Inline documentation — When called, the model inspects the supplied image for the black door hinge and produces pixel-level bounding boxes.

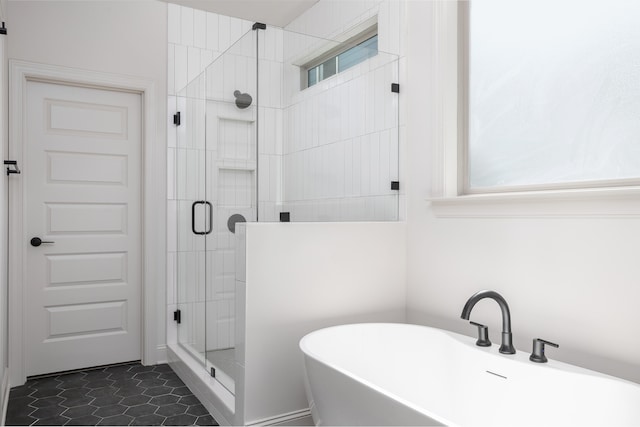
[210,367,216,378]
[391,83,400,93]
[391,181,400,190]
[4,160,20,176]
[173,309,181,324]
[173,112,181,126]
[0,23,7,35]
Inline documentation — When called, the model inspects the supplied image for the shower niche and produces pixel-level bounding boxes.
[170,21,400,403]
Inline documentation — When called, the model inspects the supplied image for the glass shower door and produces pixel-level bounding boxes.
[175,72,208,370]
[175,28,255,396]
[203,30,257,394]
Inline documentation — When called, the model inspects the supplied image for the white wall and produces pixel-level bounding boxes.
[7,0,168,360]
[236,222,406,425]
[405,1,640,384]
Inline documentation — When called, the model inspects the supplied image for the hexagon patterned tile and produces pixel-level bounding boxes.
[5,362,217,426]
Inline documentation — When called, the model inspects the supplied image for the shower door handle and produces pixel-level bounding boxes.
[191,201,213,235]
[204,201,213,235]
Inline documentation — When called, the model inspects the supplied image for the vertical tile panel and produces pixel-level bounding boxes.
[344,139,354,196]
[340,81,351,141]
[206,12,220,51]
[390,126,399,183]
[374,66,385,133]
[369,132,380,196]
[167,252,177,305]
[264,28,276,61]
[322,145,330,198]
[197,251,206,302]
[379,129,391,195]
[354,76,366,137]
[384,63,394,130]
[300,151,309,201]
[237,56,249,99]
[194,9,207,48]
[218,15,230,51]
[186,149,198,200]
[258,154,269,202]
[263,108,274,155]
[187,47,201,83]
[282,154,290,201]
[311,94,319,148]
[167,201,177,252]
[273,155,283,203]
[209,55,225,102]
[175,149,186,200]
[174,45,188,93]
[222,54,235,105]
[180,6,194,47]
[360,135,370,196]
[352,136,362,197]
[229,18,243,48]
[335,142,345,198]
[167,148,176,200]
[275,108,284,156]
[201,49,214,71]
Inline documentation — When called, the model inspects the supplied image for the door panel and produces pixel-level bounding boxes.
[24,80,142,376]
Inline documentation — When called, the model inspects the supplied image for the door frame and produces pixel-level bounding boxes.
[8,60,164,386]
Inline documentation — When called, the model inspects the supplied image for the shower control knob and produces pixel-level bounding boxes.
[30,237,55,247]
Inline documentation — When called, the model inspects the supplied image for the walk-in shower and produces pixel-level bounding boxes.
[169,15,400,421]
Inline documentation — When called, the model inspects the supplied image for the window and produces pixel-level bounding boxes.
[465,0,640,193]
[306,34,378,88]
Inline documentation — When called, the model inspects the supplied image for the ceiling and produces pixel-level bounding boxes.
[160,0,319,28]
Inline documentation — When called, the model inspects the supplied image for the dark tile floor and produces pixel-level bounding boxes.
[5,362,218,426]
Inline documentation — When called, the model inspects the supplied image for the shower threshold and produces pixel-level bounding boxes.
[167,343,234,425]
[206,348,236,382]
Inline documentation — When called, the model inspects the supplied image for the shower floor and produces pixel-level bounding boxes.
[205,349,235,383]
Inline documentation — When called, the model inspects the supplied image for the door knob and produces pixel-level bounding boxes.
[30,237,55,247]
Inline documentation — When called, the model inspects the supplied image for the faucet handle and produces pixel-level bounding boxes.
[469,321,492,347]
[529,338,559,363]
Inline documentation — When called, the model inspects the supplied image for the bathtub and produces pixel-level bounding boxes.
[299,323,640,426]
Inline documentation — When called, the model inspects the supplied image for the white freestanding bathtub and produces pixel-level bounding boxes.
[300,323,640,426]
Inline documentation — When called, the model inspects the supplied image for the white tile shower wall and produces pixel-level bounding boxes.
[167,4,253,96]
[281,0,404,221]
[167,4,253,356]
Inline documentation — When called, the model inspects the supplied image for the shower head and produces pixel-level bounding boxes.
[234,90,252,109]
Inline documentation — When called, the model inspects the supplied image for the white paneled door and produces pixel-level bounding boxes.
[24,80,142,376]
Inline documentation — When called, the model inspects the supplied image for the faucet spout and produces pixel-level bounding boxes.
[461,290,516,354]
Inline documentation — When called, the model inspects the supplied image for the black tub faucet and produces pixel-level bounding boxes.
[461,290,516,354]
